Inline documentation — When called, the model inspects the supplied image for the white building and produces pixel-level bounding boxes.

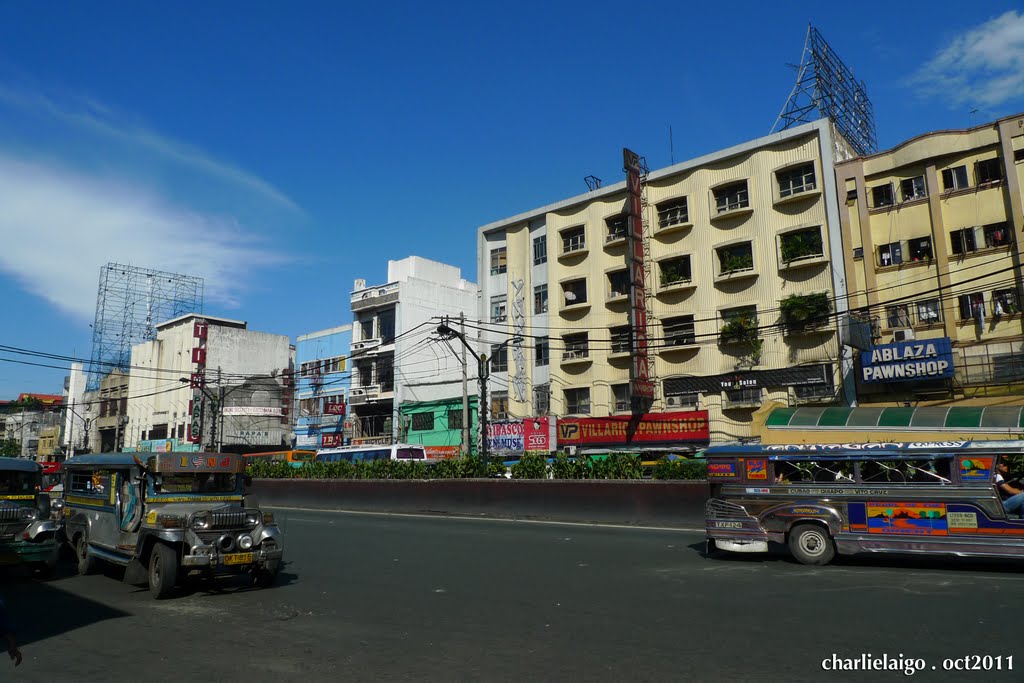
[126,314,293,452]
[61,362,87,457]
[349,256,478,443]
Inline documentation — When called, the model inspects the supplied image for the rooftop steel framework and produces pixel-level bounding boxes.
[86,263,204,390]
[772,25,878,157]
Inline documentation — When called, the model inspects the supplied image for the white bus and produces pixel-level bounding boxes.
[314,444,429,464]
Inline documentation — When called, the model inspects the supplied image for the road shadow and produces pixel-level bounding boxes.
[0,571,130,647]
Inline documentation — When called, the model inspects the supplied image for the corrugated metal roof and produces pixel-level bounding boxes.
[765,406,1024,431]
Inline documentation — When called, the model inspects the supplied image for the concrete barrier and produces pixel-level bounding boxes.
[251,478,709,528]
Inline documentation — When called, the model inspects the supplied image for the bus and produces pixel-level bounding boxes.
[242,450,316,469]
[704,440,1024,566]
[315,444,428,463]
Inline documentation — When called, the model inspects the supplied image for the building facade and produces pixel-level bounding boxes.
[126,314,293,453]
[477,119,854,447]
[61,362,87,458]
[349,256,478,448]
[294,324,352,450]
[836,112,1024,405]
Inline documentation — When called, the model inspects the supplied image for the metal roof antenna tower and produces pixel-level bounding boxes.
[771,24,878,158]
[86,263,204,390]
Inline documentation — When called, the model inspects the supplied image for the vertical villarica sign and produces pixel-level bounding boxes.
[623,148,654,401]
[859,338,954,383]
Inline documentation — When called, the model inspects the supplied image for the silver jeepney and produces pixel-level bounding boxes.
[62,451,283,598]
[0,457,59,574]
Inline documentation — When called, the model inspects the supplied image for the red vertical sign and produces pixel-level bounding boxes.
[624,149,654,400]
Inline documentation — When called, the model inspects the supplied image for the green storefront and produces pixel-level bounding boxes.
[400,397,479,458]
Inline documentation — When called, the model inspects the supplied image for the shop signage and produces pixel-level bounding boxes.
[524,416,553,454]
[425,445,461,459]
[321,432,343,448]
[664,364,830,394]
[324,402,346,416]
[188,396,203,444]
[860,338,953,383]
[624,148,654,401]
[222,406,283,416]
[487,420,524,454]
[353,436,391,445]
[557,411,709,446]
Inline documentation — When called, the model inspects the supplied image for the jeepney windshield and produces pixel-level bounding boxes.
[154,472,239,494]
[0,470,38,494]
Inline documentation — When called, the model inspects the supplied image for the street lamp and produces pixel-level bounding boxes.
[437,324,522,466]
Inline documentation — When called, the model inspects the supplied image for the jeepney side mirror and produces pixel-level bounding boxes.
[36,493,51,518]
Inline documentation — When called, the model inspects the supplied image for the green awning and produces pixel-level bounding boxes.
[765,406,1024,431]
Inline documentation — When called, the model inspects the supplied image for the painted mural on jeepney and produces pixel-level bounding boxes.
[707,462,737,478]
[746,459,767,480]
[866,502,947,536]
[960,457,993,482]
[147,454,244,472]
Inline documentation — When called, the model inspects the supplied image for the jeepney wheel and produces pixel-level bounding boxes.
[788,523,835,566]
[76,533,97,575]
[253,566,278,588]
[148,543,178,600]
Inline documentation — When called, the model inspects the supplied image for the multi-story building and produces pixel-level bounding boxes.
[82,370,129,453]
[477,119,854,447]
[2,394,64,459]
[126,314,292,453]
[349,256,478,452]
[836,112,1024,404]
[60,362,87,458]
[295,324,352,450]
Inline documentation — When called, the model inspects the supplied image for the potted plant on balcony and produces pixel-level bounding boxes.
[720,249,753,275]
[779,292,831,333]
[780,230,823,264]
[720,314,759,346]
[659,262,690,288]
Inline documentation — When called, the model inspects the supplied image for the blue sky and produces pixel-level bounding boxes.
[2,1,1023,397]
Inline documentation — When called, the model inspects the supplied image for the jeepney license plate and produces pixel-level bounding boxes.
[223,552,254,566]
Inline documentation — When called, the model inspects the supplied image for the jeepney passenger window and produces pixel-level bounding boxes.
[861,461,905,484]
[70,470,110,495]
[903,459,951,484]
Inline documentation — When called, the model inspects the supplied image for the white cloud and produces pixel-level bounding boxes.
[0,153,286,320]
[911,11,1024,107]
[0,82,299,211]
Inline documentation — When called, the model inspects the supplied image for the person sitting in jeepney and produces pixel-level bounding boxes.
[995,460,1024,517]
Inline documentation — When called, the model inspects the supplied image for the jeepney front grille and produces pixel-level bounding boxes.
[0,506,22,523]
[210,511,246,529]
[705,499,748,519]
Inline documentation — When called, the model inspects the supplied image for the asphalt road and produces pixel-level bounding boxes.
[2,508,1023,681]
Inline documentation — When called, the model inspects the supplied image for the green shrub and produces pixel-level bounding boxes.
[510,453,549,479]
[651,458,707,480]
[550,453,590,479]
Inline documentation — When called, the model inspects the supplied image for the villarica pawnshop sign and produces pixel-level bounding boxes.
[860,338,954,383]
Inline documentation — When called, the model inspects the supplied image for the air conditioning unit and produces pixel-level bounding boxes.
[893,328,916,342]
[665,396,684,408]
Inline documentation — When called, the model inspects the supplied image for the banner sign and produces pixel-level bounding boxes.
[324,402,346,416]
[321,432,343,448]
[425,445,461,459]
[623,148,655,401]
[487,420,524,454]
[524,416,553,454]
[188,395,203,444]
[222,406,283,416]
[860,338,954,383]
[557,411,709,446]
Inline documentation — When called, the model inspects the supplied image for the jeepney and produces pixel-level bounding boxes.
[704,440,1024,566]
[62,451,283,598]
[0,457,58,575]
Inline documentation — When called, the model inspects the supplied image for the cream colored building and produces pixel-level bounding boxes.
[477,119,853,445]
[836,113,1024,405]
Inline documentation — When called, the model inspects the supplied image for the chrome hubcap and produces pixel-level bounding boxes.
[800,531,826,556]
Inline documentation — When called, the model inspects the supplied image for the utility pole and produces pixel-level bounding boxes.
[459,313,469,456]
[216,366,224,452]
[479,351,489,466]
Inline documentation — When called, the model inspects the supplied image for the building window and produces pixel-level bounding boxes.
[976,157,1003,184]
[605,214,628,242]
[717,242,754,275]
[564,388,591,415]
[490,392,509,420]
[950,227,977,255]
[779,227,824,264]
[993,288,1020,316]
[916,299,942,325]
[379,309,395,344]
[878,241,902,267]
[534,384,550,414]
[609,326,630,354]
[870,183,894,208]
[907,236,933,262]
[720,306,758,344]
[724,387,761,407]
[713,181,749,214]
[657,197,689,228]
[490,344,509,373]
[360,318,374,340]
[983,222,1011,248]
[561,225,586,254]
[659,255,692,287]
[794,374,835,401]
[886,304,911,329]
[490,295,507,323]
[447,409,463,430]
[900,176,927,201]
[958,292,985,321]
[664,390,699,408]
[536,337,549,366]
[846,188,858,201]
[1016,149,1024,163]
[663,315,696,346]
[411,413,434,431]
[612,384,630,412]
[534,284,548,314]
[533,235,547,265]
[561,279,588,305]
[942,165,969,191]
[608,270,629,298]
[562,333,588,360]
[490,247,507,275]
[777,163,816,198]
[853,247,864,259]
